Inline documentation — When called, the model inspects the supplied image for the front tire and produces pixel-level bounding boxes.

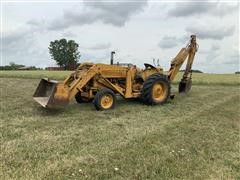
[141,74,170,105]
[93,88,116,110]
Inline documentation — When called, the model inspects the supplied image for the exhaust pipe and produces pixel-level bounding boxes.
[110,51,115,65]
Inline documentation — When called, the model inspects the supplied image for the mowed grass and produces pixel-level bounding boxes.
[0,70,240,85]
[0,77,239,179]
[0,70,71,80]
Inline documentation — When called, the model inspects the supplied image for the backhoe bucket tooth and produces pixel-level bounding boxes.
[33,78,69,108]
[179,79,192,93]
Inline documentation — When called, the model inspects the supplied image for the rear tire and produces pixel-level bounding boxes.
[141,73,170,105]
[93,88,116,110]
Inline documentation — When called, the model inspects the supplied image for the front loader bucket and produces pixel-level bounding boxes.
[33,78,69,108]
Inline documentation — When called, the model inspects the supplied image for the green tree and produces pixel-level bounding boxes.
[49,39,80,70]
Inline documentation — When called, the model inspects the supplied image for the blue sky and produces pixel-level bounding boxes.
[1,0,239,73]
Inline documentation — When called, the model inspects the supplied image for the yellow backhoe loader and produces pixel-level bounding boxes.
[33,35,198,110]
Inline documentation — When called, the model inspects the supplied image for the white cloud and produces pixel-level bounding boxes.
[47,0,148,30]
[168,1,238,17]
[83,43,112,50]
[186,25,235,40]
[158,36,179,49]
[1,1,239,73]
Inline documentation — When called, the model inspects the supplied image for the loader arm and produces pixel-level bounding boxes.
[68,68,97,100]
[33,63,98,108]
[33,63,132,108]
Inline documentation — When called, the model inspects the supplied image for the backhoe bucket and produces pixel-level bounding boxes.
[179,79,192,93]
[33,78,69,108]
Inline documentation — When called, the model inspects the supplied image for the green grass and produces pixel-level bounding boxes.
[0,70,71,80]
[0,70,239,85]
[0,77,239,179]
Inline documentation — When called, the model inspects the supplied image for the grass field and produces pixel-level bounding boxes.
[0,72,240,179]
[0,70,240,85]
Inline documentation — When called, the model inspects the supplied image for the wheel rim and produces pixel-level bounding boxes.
[100,94,113,109]
[152,82,167,102]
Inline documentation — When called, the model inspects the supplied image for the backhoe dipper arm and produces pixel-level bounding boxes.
[167,35,198,82]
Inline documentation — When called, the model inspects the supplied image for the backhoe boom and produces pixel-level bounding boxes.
[167,35,198,93]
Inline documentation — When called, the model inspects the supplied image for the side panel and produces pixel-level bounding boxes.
[97,64,128,78]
